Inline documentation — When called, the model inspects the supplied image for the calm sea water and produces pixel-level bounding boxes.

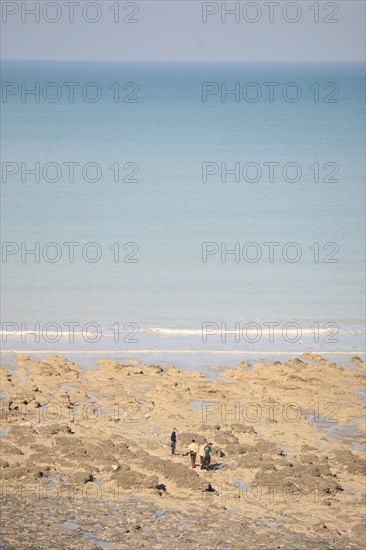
[1,61,365,366]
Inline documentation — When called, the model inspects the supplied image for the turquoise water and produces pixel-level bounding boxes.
[1,61,365,360]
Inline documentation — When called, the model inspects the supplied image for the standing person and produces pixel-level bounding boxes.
[203,443,212,470]
[170,428,177,455]
[198,441,206,469]
[188,439,198,468]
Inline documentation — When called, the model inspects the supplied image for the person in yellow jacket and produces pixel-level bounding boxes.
[188,439,198,468]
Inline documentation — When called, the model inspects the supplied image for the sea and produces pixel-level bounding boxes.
[1,60,365,370]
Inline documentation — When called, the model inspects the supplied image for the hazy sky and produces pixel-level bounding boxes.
[1,0,365,62]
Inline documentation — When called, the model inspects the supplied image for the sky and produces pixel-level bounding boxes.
[1,0,365,62]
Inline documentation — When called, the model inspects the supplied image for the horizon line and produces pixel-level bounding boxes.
[1,59,365,64]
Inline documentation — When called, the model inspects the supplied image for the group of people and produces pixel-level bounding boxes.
[170,429,213,470]
[189,439,213,470]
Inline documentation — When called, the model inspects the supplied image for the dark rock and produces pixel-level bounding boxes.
[203,483,216,493]
[85,474,96,483]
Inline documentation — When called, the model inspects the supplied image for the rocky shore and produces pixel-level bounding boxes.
[1,353,365,548]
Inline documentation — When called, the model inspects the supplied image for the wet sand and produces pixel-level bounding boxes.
[1,353,365,549]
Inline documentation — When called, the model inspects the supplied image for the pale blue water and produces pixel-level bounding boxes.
[1,61,365,365]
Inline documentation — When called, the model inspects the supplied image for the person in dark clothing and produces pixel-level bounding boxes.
[202,443,212,470]
[171,428,177,454]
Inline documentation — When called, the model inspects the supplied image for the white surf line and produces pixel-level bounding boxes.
[1,350,365,355]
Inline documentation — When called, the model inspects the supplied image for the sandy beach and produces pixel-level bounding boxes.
[0,353,365,548]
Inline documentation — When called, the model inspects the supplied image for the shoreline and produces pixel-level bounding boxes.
[1,349,365,374]
[3,350,365,354]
